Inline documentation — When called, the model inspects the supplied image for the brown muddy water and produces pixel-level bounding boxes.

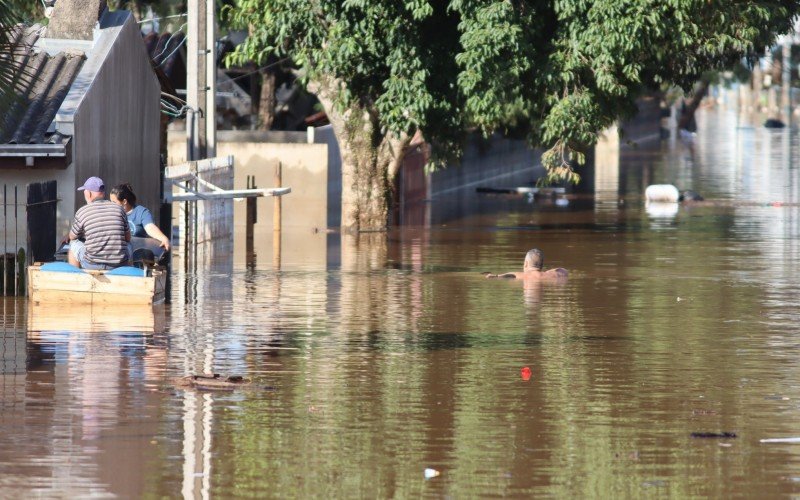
[4,105,800,497]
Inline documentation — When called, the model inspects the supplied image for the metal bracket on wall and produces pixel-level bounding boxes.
[163,155,291,202]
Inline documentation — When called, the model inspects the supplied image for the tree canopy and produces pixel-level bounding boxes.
[0,1,23,113]
[226,0,799,229]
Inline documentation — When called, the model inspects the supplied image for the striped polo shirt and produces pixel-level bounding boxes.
[70,199,129,266]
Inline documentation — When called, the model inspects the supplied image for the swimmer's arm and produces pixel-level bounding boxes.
[484,272,517,279]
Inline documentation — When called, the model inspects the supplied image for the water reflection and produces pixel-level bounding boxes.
[4,103,800,496]
[0,298,171,496]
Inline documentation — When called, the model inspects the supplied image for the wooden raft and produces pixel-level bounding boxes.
[27,264,167,306]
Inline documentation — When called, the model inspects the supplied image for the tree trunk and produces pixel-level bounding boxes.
[257,71,275,130]
[309,77,410,232]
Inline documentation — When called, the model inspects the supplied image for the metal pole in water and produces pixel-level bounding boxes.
[273,162,282,270]
[14,185,18,296]
[1,185,6,297]
[192,178,198,274]
[183,185,189,274]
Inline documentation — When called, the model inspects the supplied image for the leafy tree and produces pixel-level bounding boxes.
[0,0,30,117]
[226,0,799,231]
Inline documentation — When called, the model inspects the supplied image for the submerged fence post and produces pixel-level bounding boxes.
[3,184,6,296]
[14,185,18,296]
[246,175,256,258]
[273,162,282,270]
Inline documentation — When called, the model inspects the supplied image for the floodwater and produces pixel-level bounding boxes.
[4,103,800,497]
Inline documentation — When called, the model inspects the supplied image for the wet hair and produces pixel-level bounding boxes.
[110,183,137,206]
[524,248,544,271]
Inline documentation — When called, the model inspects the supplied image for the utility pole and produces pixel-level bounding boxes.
[781,36,792,126]
[187,0,216,160]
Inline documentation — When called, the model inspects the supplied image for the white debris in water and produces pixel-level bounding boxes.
[424,468,440,479]
[760,437,800,444]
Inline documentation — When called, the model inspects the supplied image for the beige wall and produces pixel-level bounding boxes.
[167,136,329,269]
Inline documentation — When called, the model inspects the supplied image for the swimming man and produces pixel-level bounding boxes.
[485,248,568,281]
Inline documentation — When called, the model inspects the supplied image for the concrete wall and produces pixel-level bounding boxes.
[223,142,328,268]
[310,125,342,227]
[63,11,161,220]
[166,133,329,268]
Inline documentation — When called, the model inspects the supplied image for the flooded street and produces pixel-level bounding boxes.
[5,103,800,497]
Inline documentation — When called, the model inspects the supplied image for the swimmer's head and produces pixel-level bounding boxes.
[523,248,544,271]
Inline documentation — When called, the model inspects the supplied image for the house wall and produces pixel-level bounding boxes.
[67,12,161,221]
[0,166,76,255]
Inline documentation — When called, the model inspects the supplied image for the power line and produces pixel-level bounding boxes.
[157,37,187,67]
[138,13,188,24]
[152,23,188,63]
[226,57,292,84]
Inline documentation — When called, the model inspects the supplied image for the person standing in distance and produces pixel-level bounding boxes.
[68,176,131,270]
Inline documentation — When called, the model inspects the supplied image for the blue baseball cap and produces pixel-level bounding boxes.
[77,176,105,192]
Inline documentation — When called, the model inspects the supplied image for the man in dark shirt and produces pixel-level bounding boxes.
[68,176,131,270]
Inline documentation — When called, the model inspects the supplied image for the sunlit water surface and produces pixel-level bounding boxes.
[4,105,800,497]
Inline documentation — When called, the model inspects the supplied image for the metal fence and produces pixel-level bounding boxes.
[1,181,58,297]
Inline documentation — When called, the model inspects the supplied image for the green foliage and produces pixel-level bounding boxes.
[2,0,44,23]
[225,0,799,183]
[0,0,25,116]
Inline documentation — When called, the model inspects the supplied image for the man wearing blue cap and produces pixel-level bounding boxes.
[68,176,131,269]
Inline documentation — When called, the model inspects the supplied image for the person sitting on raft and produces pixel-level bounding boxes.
[485,248,568,280]
[110,183,171,251]
[68,176,131,270]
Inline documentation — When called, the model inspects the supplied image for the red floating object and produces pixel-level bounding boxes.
[521,366,532,381]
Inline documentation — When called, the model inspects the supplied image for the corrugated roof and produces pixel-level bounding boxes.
[0,24,85,145]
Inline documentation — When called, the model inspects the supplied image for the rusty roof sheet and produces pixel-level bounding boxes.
[0,24,85,145]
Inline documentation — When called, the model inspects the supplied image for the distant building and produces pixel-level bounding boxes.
[0,1,160,255]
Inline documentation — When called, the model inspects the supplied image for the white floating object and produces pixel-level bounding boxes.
[760,437,800,443]
[424,468,441,479]
[645,184,680,203]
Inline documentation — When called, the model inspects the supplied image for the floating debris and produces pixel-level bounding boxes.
[690,432,737,439]
[424,468,441,479]
[691,409,718,416]
[175,373,254,391]
[760,437,800,444]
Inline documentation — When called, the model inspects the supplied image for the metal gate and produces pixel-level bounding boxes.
[1,180,57,297]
